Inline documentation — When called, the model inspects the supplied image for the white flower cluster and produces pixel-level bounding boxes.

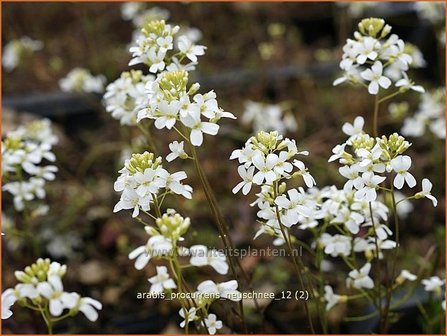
[241,101,297,134]
[136,69,235,146]
[2,258,102,322]
[129,19,206,73]
[103,70,155,125]
[329,116,437,205]
[113,151,192,218]
[128,209,240,334]
[59,67,106,94]
[334,18,424,95]
[414,2,445,24]
[402,87,445,139]
[2,36,43,72]
[121,3,170,26]
[231,131,315,243]
[2,119,58,211]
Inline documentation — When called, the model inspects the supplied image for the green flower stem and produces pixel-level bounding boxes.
[369,202,383,323]
[273,182,315,334]
[151,194,162,218]
[187,141,249,333]
[378,90,402,104]
[314,222,329,333]
[38,304,53,334]
[373,94,380,137]
[381,185,400,332]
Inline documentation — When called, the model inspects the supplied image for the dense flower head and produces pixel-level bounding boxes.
[2,258,102,322]
[129,19,206,73]
[328,117,437,206]
[231,131,316,242]
[59,67,106,93]
[113,151,192,217]
[2,119,58,211]
[334,17,424,95]
[136,69,234,146]
[103,70,155,125]
[2,36,43,72]
[401,87,445,139]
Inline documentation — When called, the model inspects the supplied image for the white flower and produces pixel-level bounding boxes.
[59,68,105,93]
[320,233,351,257]
[180,110,219,146]
[197,280,241,301]
[72,293,103,322]
[166,141,186,162]
[2,36,43,71]
[148,266,177,293]
[293,160,315,188]
[158,170,192,199]
[179,307,198,328]
[324,285,345,310]
[128,235,173,270]
[1,289,17,319]
[275,188,312,227]
[390,155,416,189]
[154,100,180,129]
[113,188,151,218]
[189,245,228,274]
[354,172,386,202]
[252,154,279,184]
[395,73,425,93]
[37,276,78,316]
[396,269,417,284]
[202,313,223,335]
[232,166,255,195]
[328,143,346,162]
[347,263,374,289]
[354,36,379,64]
[360,61,392,95]
[416,178,438,207]
[178,36,206,62]
[422,276,444,296]
[342,116,364,140]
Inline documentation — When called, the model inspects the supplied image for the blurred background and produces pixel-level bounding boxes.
[2,2,445,334]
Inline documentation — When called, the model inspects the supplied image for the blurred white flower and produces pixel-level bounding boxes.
[2,36,43,71]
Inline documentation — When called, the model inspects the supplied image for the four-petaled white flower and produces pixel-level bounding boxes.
[360,61,391,95]
[179,307,198,328]
[197,280,242,301]
[189,245,228,275]
[232,166,255,195]
[202,313,223,335]
[178,36,206,62]
[181,110,219,146]
[148,266,177,293]
[347,263,374,289]
[154,100,180,130]
[390,155,416,189]
[37,276,78,317]
[166,141,186,162]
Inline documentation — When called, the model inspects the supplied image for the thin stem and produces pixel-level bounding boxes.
[38,305,53,334]
[369,202,383,323]
[273,183,315,334]
[381,187,400,332]
[373,94,380,137]
[378,90,402,104]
